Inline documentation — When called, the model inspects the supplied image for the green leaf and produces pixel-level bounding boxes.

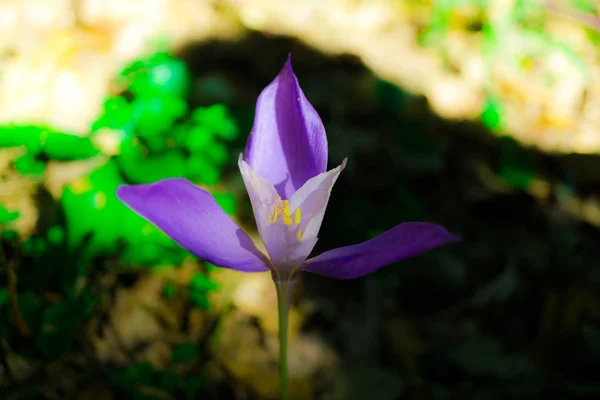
[481,95,503,130]
[36,301,78,359]
[1,229,18,241]
[420,2,451,45]
[182,377,204,400]
[571,0,597,13]
[0,204,20,223]
[162,280,177,300]
[14,154,46,176]
[204,142,230,166]
[155,368,180,393]
[190,273,219,292]
[172,342,199,364]
[324,366,405,400]
[0,124,44,153]
[122,52,191,98]
[46,225,64,245]
[189,273,218,310]
[15,291,41,336]
[61,161,126,258]
[0,288,10,307]
[92,96,135,132]
[192,104,238,141]
[43,132,99,160]
[185,125,214,154]
[185,155,220,185]
[21,236,48,257]
[497,137,535,190]
[110,363,156,389]
[132,94,187,138]
[118,142,186,184]
[471,265,519,307]
[213,193,237,215]
[375,79,407,113]
[204,263,218,272]
[447,335,536,378]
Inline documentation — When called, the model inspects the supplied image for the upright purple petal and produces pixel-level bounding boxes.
[302,222,459,279]
[117,179,270,272]
[245,55,328,199]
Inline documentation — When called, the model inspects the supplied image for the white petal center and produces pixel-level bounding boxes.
[238,155,346,275]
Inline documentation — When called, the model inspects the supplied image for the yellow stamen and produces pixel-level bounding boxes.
[271,200,298,225]
[282,200,292,225]
[272,203,282,223]
[297,228,303,241]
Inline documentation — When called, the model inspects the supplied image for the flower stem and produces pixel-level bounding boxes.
[275,278,294,400]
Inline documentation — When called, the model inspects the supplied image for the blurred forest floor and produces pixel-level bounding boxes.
[1,1,600,400]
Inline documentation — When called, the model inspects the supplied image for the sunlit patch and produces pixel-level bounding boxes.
[93,192,107,210]
[71,177,92,195]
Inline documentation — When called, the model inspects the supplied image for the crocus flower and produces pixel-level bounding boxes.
[117,55,458,399]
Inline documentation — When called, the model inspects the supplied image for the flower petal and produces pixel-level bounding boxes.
[239,157,345,273]
[288,158,346,247]
[238,155,281,245]
[302,222,459,279]
[244,55,328,199]
[116,178,270,272]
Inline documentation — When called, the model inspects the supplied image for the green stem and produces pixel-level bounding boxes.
[275,278,294,400]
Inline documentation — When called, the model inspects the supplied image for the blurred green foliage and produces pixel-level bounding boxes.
[0,50,236,394]
[172,342,199,364]
[189,272,220,310]
[480,95,503,131]
[496,137,536,190]
[0,125,100,177]
[415,0,597,193]
[0,227,98,361]
[78,51,239,264]
[0,204,20,223]
[110,362,204,400]
[421,0,591,148]
[0,51,240,264]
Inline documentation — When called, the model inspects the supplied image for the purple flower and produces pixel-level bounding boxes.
[116,56,458,281]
